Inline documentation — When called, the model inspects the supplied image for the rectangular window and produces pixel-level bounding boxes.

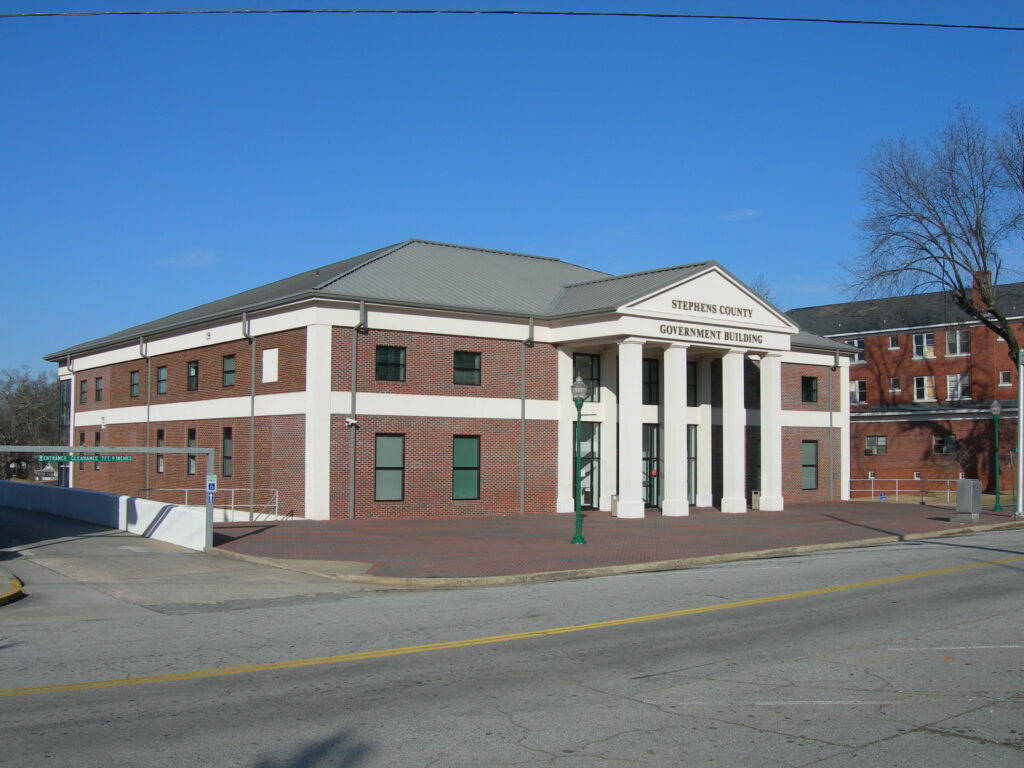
[1000,370,1012,387]
[452,436,481,500]
[573,353,600,402]
[889,377,901,393]
[453,351,481,386]
[850,339,866,363]
[642,358,660,405]
[801,376,818,403]
[187,361,199,391]
[79,379,88,404]
[222,427,233,477]
[375,346,406,382]
[374,434,404,501]
[155,429,165,474]
[888,335,900,350]
[156,366,167,395]
[800,440,818,490]
[93,431,101,472]
[222,355,236,387]
[129,370,140,398]
[913,333,935,359]
[946,373,971,401]
[850,380,866,404]
[864,435,888,456]
[868,471,876,480]
[686,361,698,406]
[934,435,958,455]
[946,329,970,356]
[262,348,279,383]
[95,376,103,403]
[913,471,922,480]
[914,375,936,401]
[187,428,197,475]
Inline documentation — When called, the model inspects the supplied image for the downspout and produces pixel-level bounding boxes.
[140,337,151,493]
[829,351,837,501]
[349,301,367,519]
[242,312,255,520]
[520,317,534,515]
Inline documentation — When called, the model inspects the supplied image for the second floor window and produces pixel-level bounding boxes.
[642,358,660,405]
[946,329,970,356]
[187,361,199,391]
[914,375,936,401]
[453,351,481,385]
[889,377,901,393]
[129,370,140,398]
[1000,370,1012,387]
[79,380,88,404]
[850,339,866,363]
[375,346,406,382]
[95,377,104,402]
[573,353,600,402]
[850,380,866,404]
[801,376,818,403]
[887,335,900,350]
[913,333,935,359]
[156,366,167,394]
[222,355,236,387]
[946,373,971,401]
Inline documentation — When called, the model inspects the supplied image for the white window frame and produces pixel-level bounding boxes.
[887,335,900,350]
[850,339,866,364]
[913,471,922,480]
[946,373,971,401]
[888,377,901,393]
[850,380,867,404]
[912,333,935,359]
[913,375,936,402]
[945,329,970,356]
[864,435,887,456]
[1000,370,1012,387]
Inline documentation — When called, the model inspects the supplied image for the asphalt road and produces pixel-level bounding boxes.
[2,511,1023,767]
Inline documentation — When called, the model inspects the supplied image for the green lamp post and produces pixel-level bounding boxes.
[991,400,1003,512]
[570,375,590,544]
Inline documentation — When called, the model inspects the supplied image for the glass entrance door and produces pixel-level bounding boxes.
[642,424,660,507]
[573,422,600,510]
[687,424,697,506]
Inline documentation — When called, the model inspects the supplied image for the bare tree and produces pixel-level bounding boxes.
[846,105,1024,366]
[0,367,61,479]
[747,274,777,307]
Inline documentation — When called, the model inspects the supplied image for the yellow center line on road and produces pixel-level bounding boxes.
[3,553,1022,699]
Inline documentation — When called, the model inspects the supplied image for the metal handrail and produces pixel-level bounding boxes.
[849,477,964,503]
[138,487,280,519]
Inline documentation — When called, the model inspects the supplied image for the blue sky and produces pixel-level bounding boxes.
[2,1,1023,372]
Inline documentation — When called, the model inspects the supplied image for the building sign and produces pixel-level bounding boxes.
[37,454,133,463]
[670,300,755,319]
[658,323,764,346]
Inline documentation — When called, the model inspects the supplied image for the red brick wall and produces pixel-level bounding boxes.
[332,327,558,400]
[782,426,843,504]
[329,415,557,518]
[781,363,841,411]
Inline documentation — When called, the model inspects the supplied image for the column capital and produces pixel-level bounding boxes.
[666,341,691,350]
[723,348,745,358]
[618,337,646,347]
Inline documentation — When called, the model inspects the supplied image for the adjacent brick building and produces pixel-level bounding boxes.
[788,280,1024,499]
[47,239,854,519]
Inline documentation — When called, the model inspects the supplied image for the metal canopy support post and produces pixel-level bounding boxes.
[1018,351,1023,520]
[1,444,217,549]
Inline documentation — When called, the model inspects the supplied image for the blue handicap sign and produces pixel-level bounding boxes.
[879,493,888,501]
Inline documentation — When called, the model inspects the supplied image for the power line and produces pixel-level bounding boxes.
[1,8,1022,33]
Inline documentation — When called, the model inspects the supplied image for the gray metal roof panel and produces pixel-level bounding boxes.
[548,262,713,316]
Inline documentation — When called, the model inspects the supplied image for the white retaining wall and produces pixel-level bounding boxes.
[0,481,207,552]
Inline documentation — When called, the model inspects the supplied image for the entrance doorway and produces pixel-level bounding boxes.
[642,424,660,507]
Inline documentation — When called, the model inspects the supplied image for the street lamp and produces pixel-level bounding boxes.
[570,375,590,544]
[991,400,1003,512]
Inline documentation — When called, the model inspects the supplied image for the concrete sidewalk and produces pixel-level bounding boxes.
[211,501,1024,587]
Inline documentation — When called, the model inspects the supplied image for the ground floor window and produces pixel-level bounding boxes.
[452,436,480,499]
[187,428,197,475]
[801,440,818,490]
[375,434,405,501]
[222,427,233,477]
[864,435,887,455]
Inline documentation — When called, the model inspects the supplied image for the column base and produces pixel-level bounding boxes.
[614,499,646,519]
[695,493,714,507]
[661,498,690,517]
[599,495,613,512]
[720,496,747,514]
[758,495,784,512]
[556,497,575,514]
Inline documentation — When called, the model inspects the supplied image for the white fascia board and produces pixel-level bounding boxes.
[824,315,1024,339]
[781,410,844,428]
[73,393,307,426]
[361,306,540,342]
[549,315,791,352]
[780,350,849,367]
[332,391,560,421]
[58,367,72,379]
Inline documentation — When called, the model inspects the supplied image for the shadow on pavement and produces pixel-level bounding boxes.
[252,729,372,768]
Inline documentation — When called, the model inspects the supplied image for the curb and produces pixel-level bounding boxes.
[0,571,26,607]
[208,518,1024,589]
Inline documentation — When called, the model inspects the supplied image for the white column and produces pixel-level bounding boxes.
[720,350,747,513]
[839,359,851,500]
[556,348,576,513]
[304,323,332,520]
[599,345,618,511]
[661,343,689,516]
[696,357,713,507]
[758,353,784,511]
[616,338,646,518]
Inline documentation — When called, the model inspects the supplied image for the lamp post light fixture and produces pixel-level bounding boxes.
[570,375,590,544]
[991,400,1003,512]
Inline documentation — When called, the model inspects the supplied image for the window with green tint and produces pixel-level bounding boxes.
[572,353,600,402]
[686,361,698,406]
[187,361,199,391]
[129,370,140,398]
[156,366,167,395]
[452,436,480,500]
[453,351,481,385]
[375,346,406,382]
[801,440,818,490]
[375,434,404,501]
[642,358,660,405]
[222,355,236,387]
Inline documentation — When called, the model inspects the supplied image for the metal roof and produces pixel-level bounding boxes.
[787,282,1024,338]
[547,263,711,316]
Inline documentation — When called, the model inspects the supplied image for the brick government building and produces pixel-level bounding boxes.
[789,279,1024,499]
[46,240,855,520]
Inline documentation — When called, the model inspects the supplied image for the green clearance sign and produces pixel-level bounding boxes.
[38,454,133,463]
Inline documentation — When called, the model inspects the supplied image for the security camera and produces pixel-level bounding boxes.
[345,417,359,426]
